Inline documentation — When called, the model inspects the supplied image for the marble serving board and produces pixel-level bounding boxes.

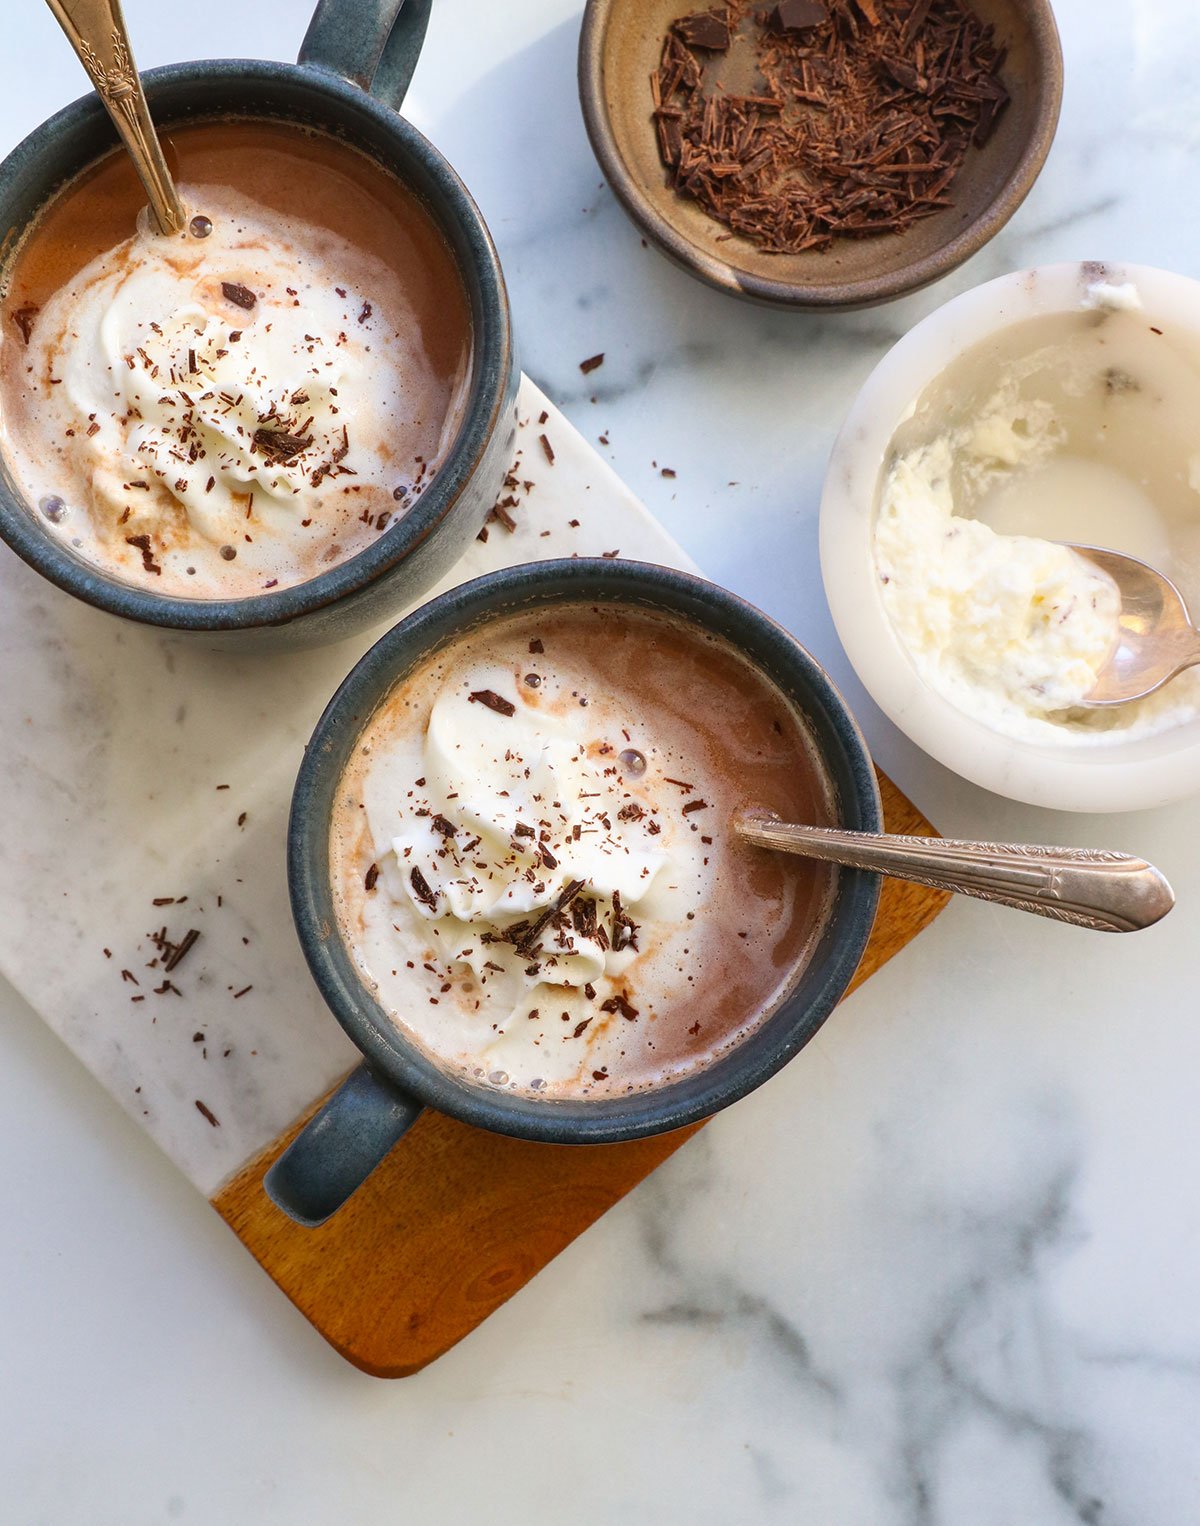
[0,376,697,1199]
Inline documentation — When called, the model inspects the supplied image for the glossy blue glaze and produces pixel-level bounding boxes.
[0,0,516,649]
[267,558,882,1224]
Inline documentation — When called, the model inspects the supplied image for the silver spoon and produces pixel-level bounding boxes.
[737,812,1173,933]
[1069,543,1200,706]
[45,0,186,235]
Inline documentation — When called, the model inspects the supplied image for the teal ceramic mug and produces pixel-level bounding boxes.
[269,559,883,1226]
[0,0,518,648]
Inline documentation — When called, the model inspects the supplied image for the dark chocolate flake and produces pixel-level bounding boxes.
[125,534,162,575]
[468,689,516,717]
[768,0,827,30]
[253,426,314,464]
[163,929,201,973]
[600,992,640,1021]
[410,866,439,911]
[221,281,257,310]
[11,305,39,344]
[674,8,731,49]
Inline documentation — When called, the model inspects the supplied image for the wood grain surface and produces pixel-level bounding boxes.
[213,772,949,1377]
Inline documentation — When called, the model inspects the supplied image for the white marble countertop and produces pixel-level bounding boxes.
[2,1,1198,1522]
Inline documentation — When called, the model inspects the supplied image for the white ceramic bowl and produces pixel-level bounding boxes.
[820,261,1200,814]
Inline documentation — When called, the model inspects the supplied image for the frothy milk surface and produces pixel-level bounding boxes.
[0,121,471,598]
[331,605,837,1100]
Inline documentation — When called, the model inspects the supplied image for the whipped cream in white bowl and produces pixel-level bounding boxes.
[821,262,1200,812]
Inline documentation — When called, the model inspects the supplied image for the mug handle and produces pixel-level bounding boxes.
[298,0,433,111]
[264,1064,424,1226]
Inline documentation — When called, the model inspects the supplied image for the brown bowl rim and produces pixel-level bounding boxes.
[577,0,1065,311]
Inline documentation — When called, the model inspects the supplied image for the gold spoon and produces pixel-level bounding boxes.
[44,0,186,234]
[1069,543,1200,706]
[737,812,1174,933]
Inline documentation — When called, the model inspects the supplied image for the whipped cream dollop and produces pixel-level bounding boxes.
[875,354,1200,744]
[877,433,1123,719]
[354,656,711,1090]
[12,186,466,596]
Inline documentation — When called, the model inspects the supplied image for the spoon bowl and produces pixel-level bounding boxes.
[1069,544,1200,706]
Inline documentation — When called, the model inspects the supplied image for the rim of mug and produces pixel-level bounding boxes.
[0,58,512,633]
[288,557,883,1145]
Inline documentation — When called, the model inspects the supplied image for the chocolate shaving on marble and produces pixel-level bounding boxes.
[163,928,201,973]
[651,0,1009,253]
[479,458,535,541]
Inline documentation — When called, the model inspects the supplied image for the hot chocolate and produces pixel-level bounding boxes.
[0,119,471,598]
[330,602,838,1099]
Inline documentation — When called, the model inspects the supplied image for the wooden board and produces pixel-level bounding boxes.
[213,772,949,1377]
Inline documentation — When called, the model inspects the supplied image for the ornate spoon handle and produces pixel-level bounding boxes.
[44,0,185,234]
[737,814,1174,934]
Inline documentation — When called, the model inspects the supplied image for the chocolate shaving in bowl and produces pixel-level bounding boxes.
[675,8,732,48]
[770,0,828,30]
[650,0,1009,253]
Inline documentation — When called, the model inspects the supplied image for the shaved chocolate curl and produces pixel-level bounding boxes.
[651,0,1009,253]
[768,0,827,31]
[673,8,731,49]
[468,689,516,717]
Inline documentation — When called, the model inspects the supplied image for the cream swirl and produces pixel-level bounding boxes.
[356,657,719,1081]
[374,664,674,1013]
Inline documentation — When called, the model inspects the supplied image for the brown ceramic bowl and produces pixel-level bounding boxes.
[578,0,1063,310]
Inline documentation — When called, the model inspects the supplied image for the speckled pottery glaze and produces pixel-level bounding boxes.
[268,557,883,1225]
[0,0,518,649]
